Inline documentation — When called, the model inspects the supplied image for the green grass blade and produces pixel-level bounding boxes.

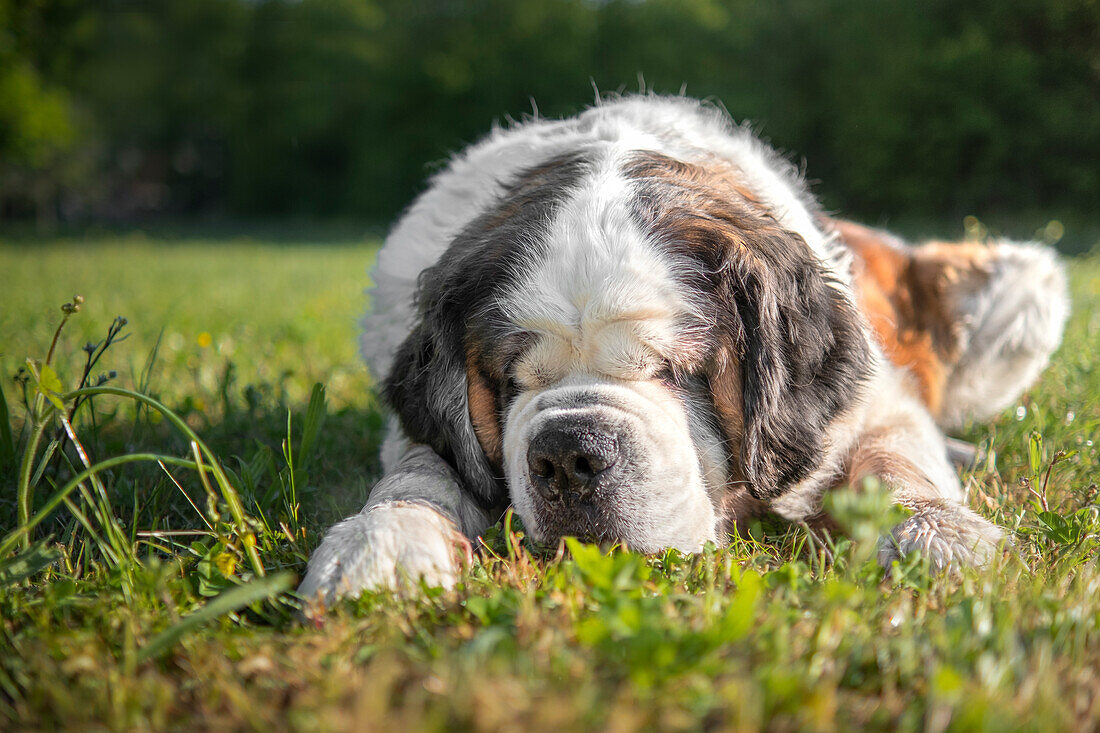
[0,453,210,558]
[136,572,293,664]
[29,438,60,488]
[137,329,164,396]
[297,382,327,470]
[16,416,50,550]
[0,541,61,587]
[0,381,14,472]
[61,386,266,576]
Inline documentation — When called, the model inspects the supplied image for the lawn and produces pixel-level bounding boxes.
[1,231,1098,731]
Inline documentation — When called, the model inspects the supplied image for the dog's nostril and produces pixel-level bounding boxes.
[572,454,607,479]
[532,457,555,480]
[574,455,593,478]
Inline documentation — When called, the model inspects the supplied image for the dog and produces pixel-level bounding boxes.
[299,95,1068,604]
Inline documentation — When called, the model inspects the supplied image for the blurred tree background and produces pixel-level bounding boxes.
[1,0,1097,247]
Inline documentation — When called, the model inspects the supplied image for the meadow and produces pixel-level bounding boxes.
[1,231,1098,731]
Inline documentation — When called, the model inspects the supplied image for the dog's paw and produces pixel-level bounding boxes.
[878,500,1008,572]
[297,502,471,608]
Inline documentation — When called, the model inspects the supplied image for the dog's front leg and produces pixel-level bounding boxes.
[847,407,1007,572]
[298,444,492,606]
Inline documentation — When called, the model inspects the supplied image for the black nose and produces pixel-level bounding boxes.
[527,426,618,502]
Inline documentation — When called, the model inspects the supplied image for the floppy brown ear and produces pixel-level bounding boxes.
[712,223,871,500]
[385,319,503,506]
[382,214,530,508]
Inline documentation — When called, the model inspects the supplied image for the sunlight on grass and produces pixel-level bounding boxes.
[0,233,380,412]
[1,234,1098,731]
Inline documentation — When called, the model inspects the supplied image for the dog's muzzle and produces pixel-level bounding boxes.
[507,379,718,552]
[519,404,649,543]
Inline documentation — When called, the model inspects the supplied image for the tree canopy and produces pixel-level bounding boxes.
[2,0,1097,233]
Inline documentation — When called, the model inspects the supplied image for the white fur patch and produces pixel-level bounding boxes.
[878,500,1007,571]
[939,240,1070,429]
[502,156,711,376]
[299,502,465,602]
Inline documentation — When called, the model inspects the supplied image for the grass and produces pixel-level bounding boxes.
[1,231,1098,731]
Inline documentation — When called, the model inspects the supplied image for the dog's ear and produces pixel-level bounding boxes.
[382,221,520,509]
[622,151,871,501]
[384,317,503,506]
[710,222,870,500]
[383,153,590,507]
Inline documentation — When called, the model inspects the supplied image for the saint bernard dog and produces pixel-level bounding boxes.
[300,95,1068,604]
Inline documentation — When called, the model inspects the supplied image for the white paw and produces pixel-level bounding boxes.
[878,501,1008,572]
[298,502,470,607]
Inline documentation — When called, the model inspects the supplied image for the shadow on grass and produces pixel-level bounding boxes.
[0,375,389,578]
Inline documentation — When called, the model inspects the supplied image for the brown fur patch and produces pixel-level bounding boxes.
[846,425,940,502]
[707,342,745,448]
[810,425,939,538]
[621,153,761,478]
[830,219,992,417]
[720,485,771,535]
[465,354,503,471]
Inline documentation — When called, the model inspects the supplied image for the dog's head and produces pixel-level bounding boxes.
[384,149,870,551]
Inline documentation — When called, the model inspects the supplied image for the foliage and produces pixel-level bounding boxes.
[0,234,1098,730]
[0,0,81,221]
[1,0,1099,244]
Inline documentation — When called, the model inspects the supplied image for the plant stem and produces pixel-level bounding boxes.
[16,418,49,551]
[44,312,72,367]
[62,386,265,576]
[2,454,209,558]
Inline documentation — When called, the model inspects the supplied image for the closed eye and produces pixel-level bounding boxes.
[499,331,536,374]
[504,375,521,400]
[654,363,678,385]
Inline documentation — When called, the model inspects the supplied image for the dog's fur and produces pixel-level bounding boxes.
[300,96,1068,603]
